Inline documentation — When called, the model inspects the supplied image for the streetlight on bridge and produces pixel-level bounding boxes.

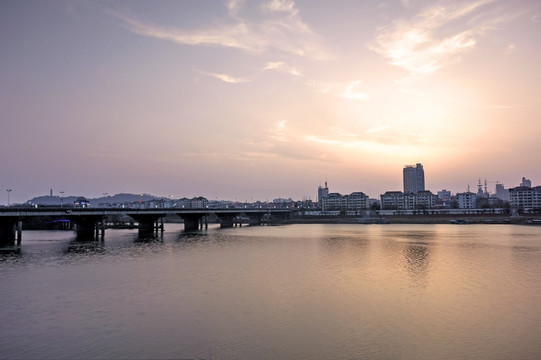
[6,189,12,206]
[60,191,64,208]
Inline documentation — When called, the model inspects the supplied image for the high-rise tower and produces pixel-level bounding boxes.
[317,180,329,207]
[403,163,425,194]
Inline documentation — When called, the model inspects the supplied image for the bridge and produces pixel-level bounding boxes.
[0,207,292,245]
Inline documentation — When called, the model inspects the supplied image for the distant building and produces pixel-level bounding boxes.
[74,196,89,208]
[520,177,532,188]
[457,192,476,209]
[272,198,294,207]
[437,189,451,202]
[436,189,452,207]
[403,163,425,194]
[494,183,509,201]
[322,192,342,211]
[381,191,411,210]
[317,181,329,207]
[322,192,368,212]
[380,190,437,210]
[347,192,369,210]
[415,190,438,209]
[509,186,541,209]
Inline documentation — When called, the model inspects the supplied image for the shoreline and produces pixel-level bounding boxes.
[288,214,541,225]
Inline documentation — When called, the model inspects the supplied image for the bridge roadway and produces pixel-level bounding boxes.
[0,207,292,244]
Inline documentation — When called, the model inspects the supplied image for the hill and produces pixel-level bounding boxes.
[27,193,159,206]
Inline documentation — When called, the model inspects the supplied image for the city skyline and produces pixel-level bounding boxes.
[2,0,541,204]
[5,171,537,206]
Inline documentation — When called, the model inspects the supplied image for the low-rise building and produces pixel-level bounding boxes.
[322,193,343,211]
[416,190,438,209]
[322,192,368,212]
[509,186,541,209]
[457,192,476,209]
[381,191,411,210]
[380,191,437,210]
[495,183,509,201]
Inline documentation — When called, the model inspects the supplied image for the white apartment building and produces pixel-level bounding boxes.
[416,190,438,208]
[380,190,438,210]
[322,192,368,211]
[509,186,541,209]
[457,192,477,209]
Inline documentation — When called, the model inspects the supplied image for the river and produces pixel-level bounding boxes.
[1,224,540,359]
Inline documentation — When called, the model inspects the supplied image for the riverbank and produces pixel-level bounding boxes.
[289,214,541,225]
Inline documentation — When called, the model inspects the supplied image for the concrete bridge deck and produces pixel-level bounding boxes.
[0,207,292,244]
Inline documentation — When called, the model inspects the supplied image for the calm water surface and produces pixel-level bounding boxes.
[1,224,541,359]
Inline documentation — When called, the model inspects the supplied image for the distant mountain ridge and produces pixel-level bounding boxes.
[27,193,159,206]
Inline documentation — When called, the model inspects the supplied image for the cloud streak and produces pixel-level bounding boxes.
[307,80,369,100]
[263,61,302,76]
[202,71,251,83]
[109,1,326,59]
[370,0,514,76]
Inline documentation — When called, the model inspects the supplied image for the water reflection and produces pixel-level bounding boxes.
[0,245,22,257]
[64,239,105,255]
[403,242,430,286]
[380,229,434,288]
[133,232,163,243]
[322,236,348,251]
[176,230,208,243]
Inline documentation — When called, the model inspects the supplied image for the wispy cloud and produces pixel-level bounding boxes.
[262,0,298,14]
[226,0,244,17]
[109,1,326,59]
[305,135,342,145]
[263,61,302,76]
[307,80,369,100]
[305,123,436,151]
[370,0,515,76]
[202,71,251,83]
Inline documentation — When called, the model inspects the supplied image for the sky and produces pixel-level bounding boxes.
[1,0,541,204]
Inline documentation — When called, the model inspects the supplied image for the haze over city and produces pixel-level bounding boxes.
[1,0,540,204]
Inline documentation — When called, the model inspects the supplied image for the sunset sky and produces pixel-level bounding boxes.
[1,0,540,204]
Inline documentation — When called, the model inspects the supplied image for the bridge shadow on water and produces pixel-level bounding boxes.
[133,230,164,243]
[0,244,22,257]
[64,238,105,255]
[59,228,213,256]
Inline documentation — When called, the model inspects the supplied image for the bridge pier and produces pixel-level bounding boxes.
[217,214,236,228]
[179,214,204,231]
[0,219,17,245]
[0,218,23,245]
[248,214,263,226]
[130,214,164,235]
[267,211,290,225]
[199,215,208,230]
[71,216,104,240]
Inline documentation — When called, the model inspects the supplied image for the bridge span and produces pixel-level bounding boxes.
[0,207,292,244]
